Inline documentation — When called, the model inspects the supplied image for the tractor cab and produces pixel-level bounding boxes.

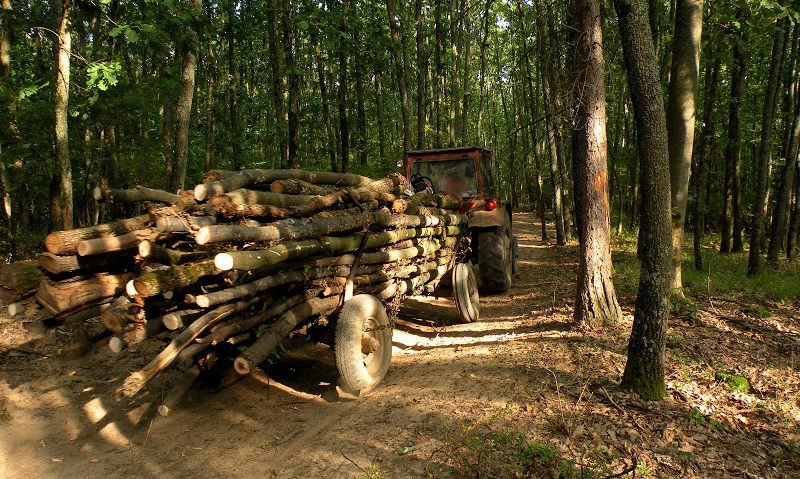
[405,147,496,201]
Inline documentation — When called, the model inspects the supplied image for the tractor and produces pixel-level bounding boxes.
[405,146,517,294]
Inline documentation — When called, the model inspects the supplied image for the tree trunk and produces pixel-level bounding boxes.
[53,0,73,231]
[449,0,460,146]
[693,57,720,271]
[768,96,800,261]
[204,41,215,171]
[1,0,11,77]
[722,12,746,254]
[337,0,350,172]
[375,71,387,169]
[267,0,285,170]
[282,0,298,169]
[748,17,788,274]
[568,0,622,327]
[36,272,133,316]
[415,0,427,149]
[386,0,413,154]
[227,2,242,170]
[614,0,672,401]
[666,0,702,292]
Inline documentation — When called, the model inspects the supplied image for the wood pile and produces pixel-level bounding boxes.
[1,170,467,411]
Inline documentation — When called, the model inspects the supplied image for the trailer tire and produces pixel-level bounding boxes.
[335,294,392,393]
[477,211,512,293]
[453,262,480,323]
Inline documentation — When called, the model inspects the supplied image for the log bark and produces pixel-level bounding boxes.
[233,296,340,374]
[38,251,133,275]
[214,226,459,271]
[155,215,217,233]
[93,186,180,205]
[270,179,334,195]
[44,214,151,255]
[120,295,263,397]
[132,260,219,297]
[77,228,159,256]
[193,169,373,201]
[35,272,133,316]
[0,260,43,291]
[158,365,200,416]
[138,241,210,266]
[208,189,313,209]
[100,296,137,333]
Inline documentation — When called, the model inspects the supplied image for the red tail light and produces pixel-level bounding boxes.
[486,199,497,211]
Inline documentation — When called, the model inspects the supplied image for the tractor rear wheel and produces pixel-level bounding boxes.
[477,211,512,293]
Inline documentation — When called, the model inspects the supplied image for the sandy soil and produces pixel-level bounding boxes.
[1,212,798,478]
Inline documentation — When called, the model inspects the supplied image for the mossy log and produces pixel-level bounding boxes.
[270,179,335,195]
[119,295,263,397]
[138,241,210,265]
[232,296,341,375]
[214,225,460,271]
[194,169,373,201]
[0,260,44,291]
[94,186,180,204]
[206,190,314,217]
[175,292,309,369]
[35,272,134,315]
[44,214,151,255]
[194,265,352,308]
[410,193,462,210]
[132,260,220,297]
[77,228,160,256]
[38,251,133,275]
[155,215,217,233]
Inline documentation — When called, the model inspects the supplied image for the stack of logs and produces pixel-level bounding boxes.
[1,168,466,413]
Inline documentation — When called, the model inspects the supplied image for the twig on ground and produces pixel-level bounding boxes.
[340,449,365,473]
[601,386,627,418]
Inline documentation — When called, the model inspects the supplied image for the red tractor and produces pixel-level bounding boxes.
[405,147,517,294]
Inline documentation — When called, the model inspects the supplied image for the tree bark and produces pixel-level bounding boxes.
[132,260,219,297]
[36,272,133,316]
[692,56,720,271]
[749,17,788,274]
[194,168,371,201]
[227,1,242,170]
[267,0,285,170]
[415,0,427,149]
[94,186,180,205]
[170,0,201,194]
[666,0,702,292]
[568,0,622,327]
[282,0,298,168]
[722,12,746,254]
[768,95,800,261]
[1,0,10,77]
[313,36,336,172]
[44,214,151,255]
[386,0,413,154]
[53,0,73,231]
[614,0,672,401]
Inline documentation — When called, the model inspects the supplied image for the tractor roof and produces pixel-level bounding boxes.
[406,146,492,156]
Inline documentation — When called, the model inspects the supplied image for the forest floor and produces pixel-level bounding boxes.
[1,212,799,478]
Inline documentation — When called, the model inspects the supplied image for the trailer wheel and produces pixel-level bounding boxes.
[453,262,480,323]
[335,294,392,393]
[477,211,512,293]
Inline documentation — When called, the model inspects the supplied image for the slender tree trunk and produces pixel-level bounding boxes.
[53,0,73,230]
[460,14,471,143]
[693,57,720,270]
[476,0,491,145]
[415,0,426,149]
[748,17,788,274]
[448,0,460,146]
[666,0,702,292]
[313,37,336,172]
[787,160,800,259]
[386,0,412,154]
[569,0,622,327]
[614,0,672,401]
[768,97,800,261]
[1,0,10,77]
[204,41,216,171]
[228,3,242,170]
[267,0,284,170]
[282,0,298,169]
[434,2,443,149]
[338,0,350,172]
[375,71,387,169]
[170,0,201,194]
[722,13,746,254]
[353,26,367,167]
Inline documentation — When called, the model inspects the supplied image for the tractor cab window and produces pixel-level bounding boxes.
[410,158,478,198]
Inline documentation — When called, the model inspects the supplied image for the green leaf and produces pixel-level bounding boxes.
[396,446,415,456]
[125,29,139,43]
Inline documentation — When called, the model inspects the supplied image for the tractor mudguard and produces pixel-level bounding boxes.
[468,206,509,229]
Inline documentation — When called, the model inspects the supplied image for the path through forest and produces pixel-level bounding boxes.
[1,212,798,478]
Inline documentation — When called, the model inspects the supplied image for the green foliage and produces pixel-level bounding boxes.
[715,370,752,393]
[86,61,123,92]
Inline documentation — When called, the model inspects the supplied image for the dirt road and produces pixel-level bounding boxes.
[1,212,797,478]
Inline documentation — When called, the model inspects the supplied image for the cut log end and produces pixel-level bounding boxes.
[8,302,24,316]
[157,404,172,417]
[233,356,252,375]
[195,295,210,308]
[44,233,63,255]
[132,280,155,297]
[194,184,209,202]
[126,280,138,298]
[214,253,234,271]
[92,186,105,201]
[138,241,152,258]
[162,313,184,331]
[195,227,211,245]
[108,335,127,353]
